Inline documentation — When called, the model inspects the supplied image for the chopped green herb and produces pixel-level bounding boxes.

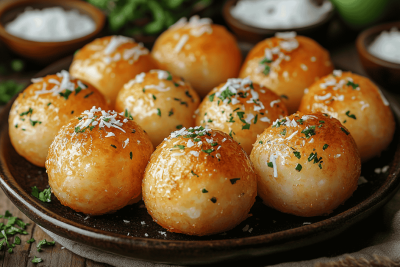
[210,197,217,203]
[295,163,302,172]
[318,163,323,169]
[89,126,95,131]
[176,125,183,129]
[20,107,33,117]
[26,238,35,244]
[280,128,287,136]
[345,110,356,120]
[47,102,51,106]
[210,142,218,147]
[202,188,208,193]
[59,90,72,100]
[142,88,145,93]
[191,170,199,177]
[32,256,43,263]
[319,120,325,124]
[152,94,157,100]
[193,138,201,142]
[242,123,250,130]
[259,140,263,144]
[267,162,273,168]
[29,119,42,127]
[347,81,359,89]
[185,91,194,102]
[308,152,317,162]
[166,72,172,80]
[280,95,288,99]
[14,236,21,245]
[84,91,94,98]
[209,93,215,102]
[8,248,13,254]
[301,126,316,138]
[260,58,273,64]
[31,186,51,203]
[130,152,132,160]
[207,119,213,123]
[230,178,240,184]
[173,145,185,150]
[249,82,254,89]
[254,114,258,124]
[343,120,347,124]
[323,144,329,150]
[157,108,161,117]
[15,124,18,128]
[341,127,349,135]
[168,109,174,116]
[74,87,82,95]
[37,239,55,252]
[71,110,74,114]
[111,144,117,148]
[229,130,235,138]
[174,82,180,87]
[293,151,301,159]
[202,148,214,154]
[263,65,270,75]
[296,119,304,125]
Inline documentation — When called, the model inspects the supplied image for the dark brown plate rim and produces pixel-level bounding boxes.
[1,57,400,265]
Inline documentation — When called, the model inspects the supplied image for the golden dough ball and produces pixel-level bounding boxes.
[151,16,242,98]
[70,35,157,106]
[195,78,288,155]
[115,70,200,147]
[46,107,154,215]
[239,32,334,114]
[299,71,395,162]
[250,112,361,217]
[143,127,257,236]
[8,70,108,167]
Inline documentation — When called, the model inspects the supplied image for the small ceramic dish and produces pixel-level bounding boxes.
[356,21,400,90]
[0,0,105,65]
[0,57,400,265]
[222,0,335,43]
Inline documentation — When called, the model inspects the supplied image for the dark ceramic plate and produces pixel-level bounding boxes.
[1,57,400,265]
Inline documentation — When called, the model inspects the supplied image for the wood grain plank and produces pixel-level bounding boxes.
[85,259,112,267]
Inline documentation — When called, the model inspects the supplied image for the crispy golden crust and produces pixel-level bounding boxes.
[250,112,361,217]
[299,71,395,162]
[8,75,108,167]
[142,128,257,236]
[152,24,242,98]
[46,110,153,215]
[195,80,288,155]
[70,36,157,106]
[115,70,200,147]
[239,36,334,114]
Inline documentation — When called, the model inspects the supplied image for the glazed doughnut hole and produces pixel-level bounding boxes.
[8,70,108,167]
[299,70,396,162]
[196,77,288,155]
[250,112,361,217]
[115,70,200,147]
[142,126,257,236]
[46,106,153,215]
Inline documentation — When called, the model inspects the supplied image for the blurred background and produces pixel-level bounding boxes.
[0,0,400,105]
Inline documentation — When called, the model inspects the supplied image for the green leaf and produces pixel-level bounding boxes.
[14,236,21,245]
[32,256,43,263]
[31,186,51,203]
[26,238,35,244]
[37,239,55,252]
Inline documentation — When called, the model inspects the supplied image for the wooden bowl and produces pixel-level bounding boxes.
[222,0,335,44]
[0,0,105,65]
[356,21,400,91]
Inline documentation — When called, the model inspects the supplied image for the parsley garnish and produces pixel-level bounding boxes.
[301,126,316,138]
[230,178,240,184]
[347,81,359,89]
[211,142,218,146]
[263,65,270,75]
[260,58,273,64]
[31,186,51,203]
[173,145,185,150]
[293,151,301,159]
[174,82,179,87]
[267,162,273,168]
[20,107,33,117]
[295,163,302,172]
[296,119,304,125]
[191,170,199,177]
[345,110,356,119]
[142,88,145,93]
[176,125,183,129]
[157,108,161,117]
[208,119,213,123]
[202,148,214,154]
[185,91,194,102]
[166,71,172,80]
[71,110,74,114]
[280,95,288,99]
[168,109,174,116]
[75,87,82,95]
[84,91,94,98]
[280,128,287,136]
[37,239,55,252]
[152,94,157,100]
[341,127,349,135]
[29,119,42,127]
[323,144,329,150]
[111,144,117,148]
[254,114,258,124]
[124,109,133,120]
[14,124,18,128]
[193,138,201,142]
[130,152,132,160]
[259,140,263,144]
[229,130,235,138]
[47,102,51,106]
[32,256,43,263]
[242,123,250,130]
[14,236,21,245]
[202,188,208,193]
[26,238,35,244]
[209,93,215,102]
[210,197,217,203]
[59,90,72,100]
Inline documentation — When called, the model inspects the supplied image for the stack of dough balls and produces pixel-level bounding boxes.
[299,70,395,162]
[152,15,242,98]
[8,70,108,167]
[115,70,200,147]
[239,32,334,114]
[46,106,153,215]
[251,112,361,217]
[143,126,257,236]
[70,35,157,106]
[196,77,288,155]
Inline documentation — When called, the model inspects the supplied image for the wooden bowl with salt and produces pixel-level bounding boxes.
[0,0,105,65]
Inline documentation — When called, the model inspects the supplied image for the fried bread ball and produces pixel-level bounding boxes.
[239,32,334,114]
[46,107,153,215]
[70,35,157,106]
[299,70,395,162]
[115,70,200,147]
[8,70,108,167]
[195,77,287,155]
[151,16,242,98]
[250,112,361,217]
[143,127,257,236]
